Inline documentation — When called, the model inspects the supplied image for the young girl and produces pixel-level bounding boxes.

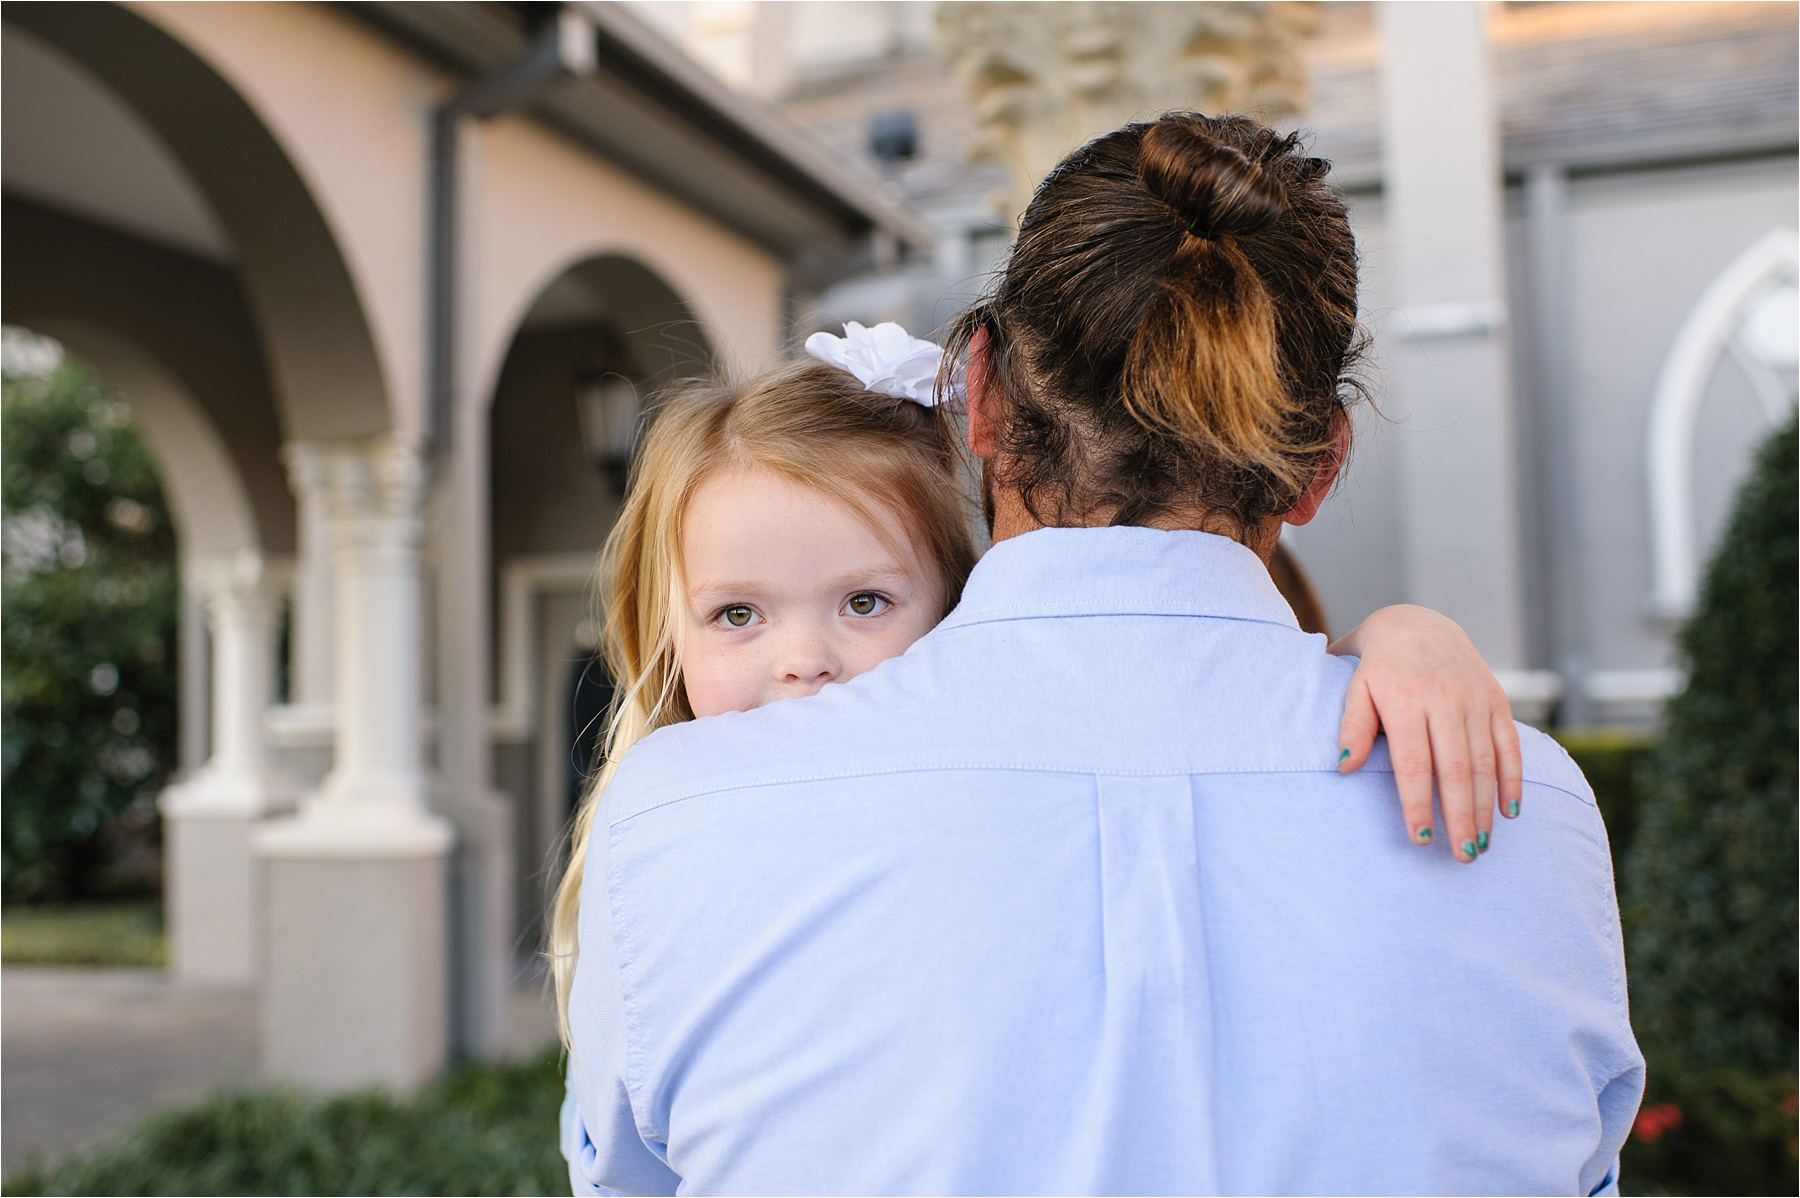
[549,320,1520,1031]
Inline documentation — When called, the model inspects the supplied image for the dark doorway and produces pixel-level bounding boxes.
[566,652,615,815]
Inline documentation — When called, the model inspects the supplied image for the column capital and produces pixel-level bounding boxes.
[281,440,332,501]
[286,438,428,554]
[191,549,277,621]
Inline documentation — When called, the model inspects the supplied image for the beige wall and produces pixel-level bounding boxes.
[131,1,785,447]
[132,1,441,442]
[466,113,786,406]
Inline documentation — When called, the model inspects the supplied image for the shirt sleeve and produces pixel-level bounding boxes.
[566,803,680,1196]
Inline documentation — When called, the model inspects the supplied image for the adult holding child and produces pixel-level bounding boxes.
[564,113,1642,1195]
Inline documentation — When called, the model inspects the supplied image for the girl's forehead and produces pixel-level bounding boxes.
[680,464,938,587]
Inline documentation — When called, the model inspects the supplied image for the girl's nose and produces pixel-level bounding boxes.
[777,627,839,687]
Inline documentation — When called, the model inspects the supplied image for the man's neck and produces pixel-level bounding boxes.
[986,485,1279,564]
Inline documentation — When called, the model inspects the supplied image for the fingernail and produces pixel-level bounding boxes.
[1476,830,1490,853]
[1506,800,1520,818]
[1338,748,1351,765]
[1460,840,1478,861]
[1416,827,1433,843]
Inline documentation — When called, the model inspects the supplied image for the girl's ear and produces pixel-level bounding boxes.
[965,328,999,461]
[1284,407,1351,527]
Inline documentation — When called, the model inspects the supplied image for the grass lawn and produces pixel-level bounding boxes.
[2,1049,568,1196]
[2,902,166,967]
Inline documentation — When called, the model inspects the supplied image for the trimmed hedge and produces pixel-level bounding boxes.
[1618,415,1799,1195]
[2,1050,568,1197]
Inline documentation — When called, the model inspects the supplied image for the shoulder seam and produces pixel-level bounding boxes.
[609,765,1595,827]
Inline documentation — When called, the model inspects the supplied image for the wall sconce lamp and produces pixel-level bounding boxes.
[575,371,641,492]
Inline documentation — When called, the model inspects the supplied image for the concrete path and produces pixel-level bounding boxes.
[2,966,257,1174]
[1,965,560,1175]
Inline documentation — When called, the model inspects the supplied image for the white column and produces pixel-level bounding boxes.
[1378,2,1559,719]
[159,550,279,984]
[280,443,337,711]
[253,438,454,1091]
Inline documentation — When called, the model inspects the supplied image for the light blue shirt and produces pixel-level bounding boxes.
[566,527,1643,1196]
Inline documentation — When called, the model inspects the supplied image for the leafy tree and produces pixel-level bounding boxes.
[1619,413,1797,1191]
[2,331,179,904]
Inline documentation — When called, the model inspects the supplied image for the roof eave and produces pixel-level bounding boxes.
[346,1,933,266]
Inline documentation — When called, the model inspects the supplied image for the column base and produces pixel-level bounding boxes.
[252,796,455,1091]
[160,771,293,986]
[160,800,257,986]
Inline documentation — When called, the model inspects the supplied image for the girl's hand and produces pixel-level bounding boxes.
[1328,605,1523,863]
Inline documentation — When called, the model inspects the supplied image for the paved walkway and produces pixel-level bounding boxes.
[1,966,560,1175]
[2,966,257,1173]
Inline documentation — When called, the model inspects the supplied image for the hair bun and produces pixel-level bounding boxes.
[1138,115,1286,240]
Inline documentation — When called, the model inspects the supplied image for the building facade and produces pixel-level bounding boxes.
[4,0,924,1087]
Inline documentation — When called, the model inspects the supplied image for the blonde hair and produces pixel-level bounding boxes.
[549,360,978,1037]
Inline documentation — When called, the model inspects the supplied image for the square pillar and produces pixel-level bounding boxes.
[1378,3,1529,668]
[252,439,454,1092]
[159,550,282,985]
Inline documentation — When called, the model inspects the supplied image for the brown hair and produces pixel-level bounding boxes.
[549,361,978,1037]
[946,112,1366,545]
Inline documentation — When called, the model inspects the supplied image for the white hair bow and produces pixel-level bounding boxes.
[803,321,958,408]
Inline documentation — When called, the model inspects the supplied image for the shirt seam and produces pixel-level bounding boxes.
[609,765,1598,828]
[938,605,1302,633]
[603,817,665,1154]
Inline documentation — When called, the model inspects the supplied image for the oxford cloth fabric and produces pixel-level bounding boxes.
[566,526,1644,1196]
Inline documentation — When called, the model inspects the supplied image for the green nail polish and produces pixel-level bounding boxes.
[1476,831,1490,853]
[1416,827,1432,843]
[1338,748,1351,764]
[1506,800,1520,818]
[1461,840,1478,860]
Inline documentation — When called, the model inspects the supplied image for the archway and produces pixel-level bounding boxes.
[4,7,394,440]
[486,253,713,954]
[1646,228,1799,619]
[3,9,399,991]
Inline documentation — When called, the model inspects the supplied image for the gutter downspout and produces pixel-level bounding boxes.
[427,5,597,462]
[423,5,596,1059]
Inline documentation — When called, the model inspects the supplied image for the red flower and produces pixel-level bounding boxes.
[1633,1103,1685,1143]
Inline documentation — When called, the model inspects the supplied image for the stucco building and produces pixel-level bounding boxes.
[4,0,924,1088]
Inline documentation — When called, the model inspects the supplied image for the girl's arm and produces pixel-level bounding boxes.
[1326,604,1523,863]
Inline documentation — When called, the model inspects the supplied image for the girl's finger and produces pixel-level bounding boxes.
[1337,675,1380,774]
[1468,708,1497,855]
[1386,710,1437,848]
[1428,711,1479,863]
[1494,709,1524,818]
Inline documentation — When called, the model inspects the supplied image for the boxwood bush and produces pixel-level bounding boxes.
[1618,414,1797,1194]
[2,1050,567,1197]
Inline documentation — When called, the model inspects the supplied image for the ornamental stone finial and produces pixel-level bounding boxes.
[936,1,1317,225]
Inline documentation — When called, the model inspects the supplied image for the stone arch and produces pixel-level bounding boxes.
[1646,228,1799,618]
[2,195,294,557]
[6,4,394,441]
[488,253,714,564]
[26,321,261,566]
[486,253,713,950]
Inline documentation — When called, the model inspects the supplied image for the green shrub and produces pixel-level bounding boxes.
[2,1049,568,1197]
[2,334,178,904]
[1619,414,1798,1193]
[1555,728,1656,867]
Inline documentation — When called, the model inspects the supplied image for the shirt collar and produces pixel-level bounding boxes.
[940,526,1302,632]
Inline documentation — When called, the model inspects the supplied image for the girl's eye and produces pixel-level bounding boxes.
[844,592,890,617]
[719,605,757,628]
